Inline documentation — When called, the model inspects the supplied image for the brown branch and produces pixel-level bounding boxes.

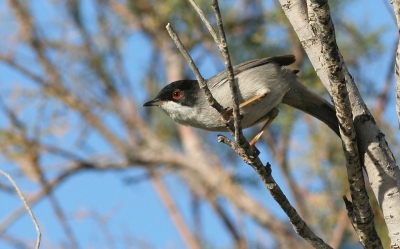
[46,191,80,248]
[66,1,119,101]
[150,171,201,249]
[329,206,350,248]
[376,47,396,120]
[7,0,127,154]
[0,234,33,248]
[181,169,248,248]
[0,54,125,154]
[0,159,127,235]
[0,93,80,247]
[217,136,331,249]
[7,0,61,90]
[212,0,244,144]
[133,147,304,246]
[307,1,382,247]
[211,199,247,249]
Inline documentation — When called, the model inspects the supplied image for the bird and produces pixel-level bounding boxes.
[144,55,339,146]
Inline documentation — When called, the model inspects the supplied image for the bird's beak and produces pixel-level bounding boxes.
[143,99,161,107]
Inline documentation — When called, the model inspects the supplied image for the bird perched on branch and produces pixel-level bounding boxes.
[144,55,339,146]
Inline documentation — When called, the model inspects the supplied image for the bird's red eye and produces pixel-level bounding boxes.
[172,89,183,100]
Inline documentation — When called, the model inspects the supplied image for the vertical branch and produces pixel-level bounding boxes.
[46,194,80,248]
[212,0,244,144]
[211,199,247,249]
[279,0,400,245]
[375,44,396,120]
[307,0,382,247]
[392,0,400,127]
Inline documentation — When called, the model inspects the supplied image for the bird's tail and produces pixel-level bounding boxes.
[281,72,340,137]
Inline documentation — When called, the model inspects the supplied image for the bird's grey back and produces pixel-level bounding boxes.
[195,55,339,135]
[201,56,295,129]
[207,55,296,89]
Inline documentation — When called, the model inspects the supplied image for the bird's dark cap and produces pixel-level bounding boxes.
[143,80,199,107]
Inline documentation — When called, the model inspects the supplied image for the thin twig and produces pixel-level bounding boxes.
[166,23,233,128]
[187,0,219,42]
[0,170,41,249]
[209,2,330,247]
[212,0,243,144]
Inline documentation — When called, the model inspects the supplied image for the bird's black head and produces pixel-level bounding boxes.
[143,80,200,107]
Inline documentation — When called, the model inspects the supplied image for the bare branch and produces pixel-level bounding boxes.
[0,170,41,249]
[187,0,219,42]
[307,0,382,247]
[212,0,243,144]
[392,0,400,127]
[279,0,400,245]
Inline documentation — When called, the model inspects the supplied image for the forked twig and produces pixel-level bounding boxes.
[166,23,232,128]
[165,0,332,247]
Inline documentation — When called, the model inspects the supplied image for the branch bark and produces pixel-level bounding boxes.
[392,0,400,128]
[307,1,381,247]
[279,0,400,246]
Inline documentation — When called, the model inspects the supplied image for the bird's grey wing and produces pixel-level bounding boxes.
[208,55,296,89]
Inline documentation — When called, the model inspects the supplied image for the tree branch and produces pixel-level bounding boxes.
[0,170,41,249]
[150,171,200,249]
[392,0,400,127]
[212,0,244,144]
[279,0,400,245]
[307,0,382,247]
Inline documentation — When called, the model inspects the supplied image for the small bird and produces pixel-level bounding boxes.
[144,55,339,146]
